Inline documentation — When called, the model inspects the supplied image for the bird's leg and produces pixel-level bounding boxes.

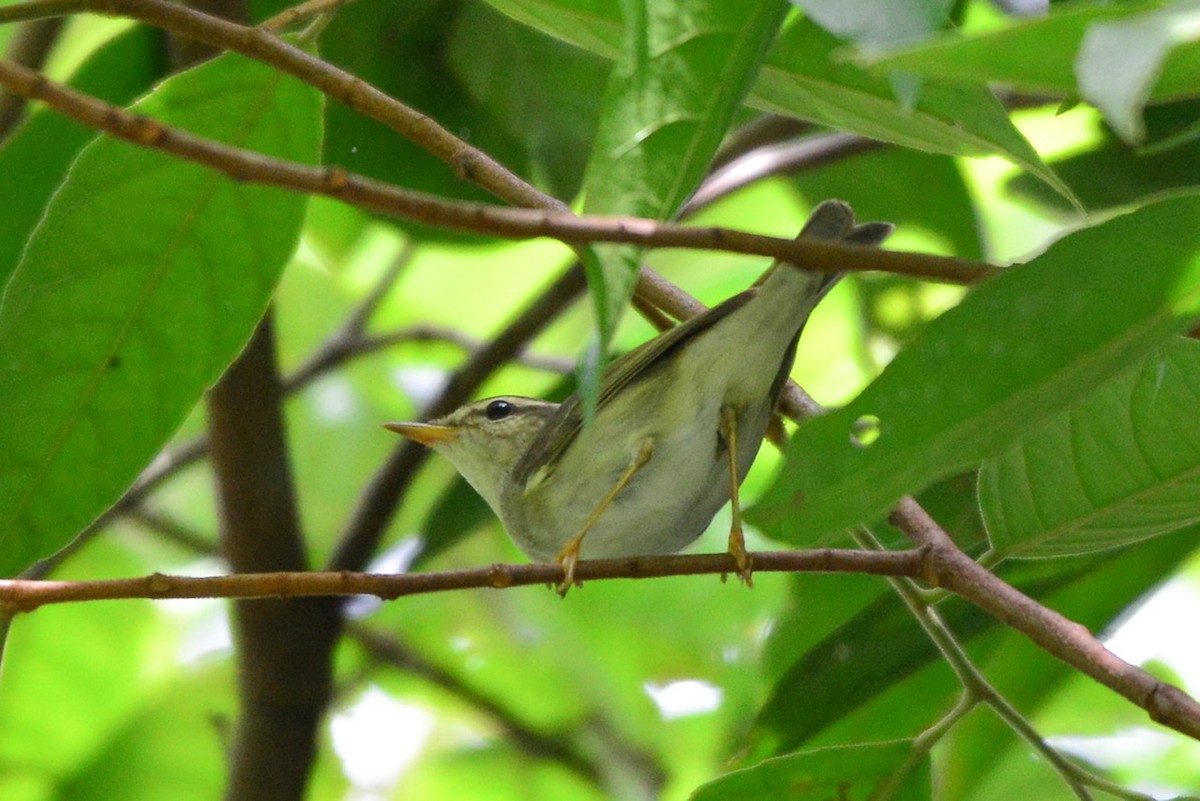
[719,405,753,587]
[555,438,654,596]
[554,439,654,595]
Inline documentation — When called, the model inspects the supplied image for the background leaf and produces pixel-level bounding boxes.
[0,52,321,576]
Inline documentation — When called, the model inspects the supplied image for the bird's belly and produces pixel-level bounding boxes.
[505,405,770,561]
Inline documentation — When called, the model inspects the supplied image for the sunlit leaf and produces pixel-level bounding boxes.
[862,0,1200,105]
[1076,1,1200,143]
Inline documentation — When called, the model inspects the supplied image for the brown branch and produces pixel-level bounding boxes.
[0,548,927,610]
[889,496,1200,741]
[0,59,995,285]
[684,131,881,214]
[207,315,340,801]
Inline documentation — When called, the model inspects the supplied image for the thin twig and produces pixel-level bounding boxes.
[854,527,1094,801]
[867,692,975,801]
[0,548,926,610]
[684,131,881,214]
[288,326,574,392]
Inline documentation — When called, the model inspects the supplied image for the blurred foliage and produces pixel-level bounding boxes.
[1,0,1199,800]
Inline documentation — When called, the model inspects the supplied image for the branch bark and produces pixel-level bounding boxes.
[0,548,928,609]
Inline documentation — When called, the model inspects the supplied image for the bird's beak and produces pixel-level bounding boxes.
[382,421,460,446]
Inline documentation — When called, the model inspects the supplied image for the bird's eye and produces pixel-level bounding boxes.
[485,399,515,421]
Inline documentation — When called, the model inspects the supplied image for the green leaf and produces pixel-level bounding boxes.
[487,0,1075,205]
[690,740,929,801]
[577,0,787,392]
[749,194,1200,545]
[0,25,165,291]
[862,0,1200,104]
[486,0,622,59]
[980,337,1200,559]
[1076,2,1200,143]
[0,53,322,576]
[757,16,1077,206]
[448,2,609,200]
[57,667,236,801]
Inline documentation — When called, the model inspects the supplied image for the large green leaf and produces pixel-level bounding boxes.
[578,0,788,369]
[0,25,165,291]
[749,194,1200,545]
[318,0,570,221]
[486,0,1072,203]
[980,337,1200,559]
[0,53,322,576]
[690,740,929,801]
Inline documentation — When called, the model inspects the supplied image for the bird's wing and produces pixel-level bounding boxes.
[513,289,757,488]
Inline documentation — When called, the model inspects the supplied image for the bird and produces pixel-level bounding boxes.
[386,201,891,593]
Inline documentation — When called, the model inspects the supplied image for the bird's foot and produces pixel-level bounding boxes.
[554,536,585,597]
[727,525,754,588]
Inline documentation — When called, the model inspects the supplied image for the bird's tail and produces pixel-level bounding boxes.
[756,200,894,302]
